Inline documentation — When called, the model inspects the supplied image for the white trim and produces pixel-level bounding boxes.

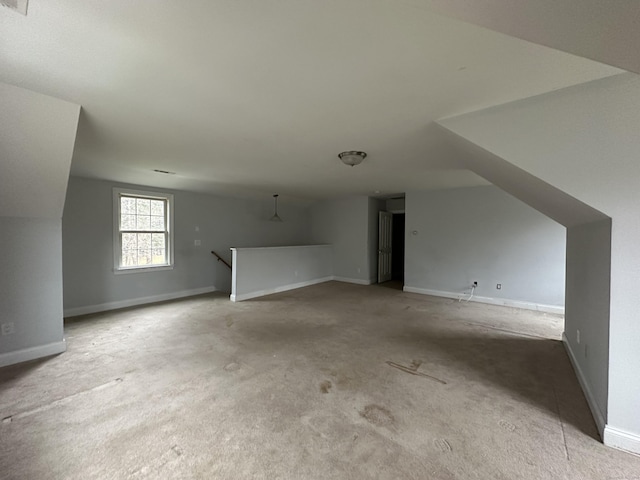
[332,276,374,286]
[603,425,640,456]
[402,286,564,315]
[230,277,333,302]
[230,244,331,252]
[562,332,606,436]
[113,265,174,275]
[0,339,67,368]
[64,286,217,317]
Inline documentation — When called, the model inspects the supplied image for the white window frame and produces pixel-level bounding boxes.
[113,187,174,274]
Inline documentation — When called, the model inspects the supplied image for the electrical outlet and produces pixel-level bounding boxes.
[496,284,502,290]
[1,322,15,336]
[576,329,581,344]
[194,239,201,246]
[195,226,200,232]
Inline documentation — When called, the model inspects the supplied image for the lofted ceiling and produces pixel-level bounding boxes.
[0,0,624,200]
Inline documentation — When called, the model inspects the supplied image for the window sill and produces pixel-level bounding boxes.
[114,265,174,275]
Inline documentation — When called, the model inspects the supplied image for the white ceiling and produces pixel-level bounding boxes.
[0,0,624,200]
[414,0,640,75]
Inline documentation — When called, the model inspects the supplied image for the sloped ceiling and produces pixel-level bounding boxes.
[0,82,80,218]
[415,0,640,75]
[434,125,609,228]
[0,0,624,200]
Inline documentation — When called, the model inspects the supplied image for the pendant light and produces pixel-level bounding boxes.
[270,194,283,222]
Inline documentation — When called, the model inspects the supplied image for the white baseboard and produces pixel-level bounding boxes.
[402,286,564,315]
[332,276,374,286]
[603,425,640,456]
[64,286,218,317]
[0,339,67,368]
[562,333,606,437]
[230,277,333,302]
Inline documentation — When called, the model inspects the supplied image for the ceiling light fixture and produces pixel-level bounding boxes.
[270,194,283,222]
[338,151,367,167]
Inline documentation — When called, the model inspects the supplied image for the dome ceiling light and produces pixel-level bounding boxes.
[338,151,367,167]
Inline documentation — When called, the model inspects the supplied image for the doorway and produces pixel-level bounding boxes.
[392,213,405,282]
[377,211,405,286]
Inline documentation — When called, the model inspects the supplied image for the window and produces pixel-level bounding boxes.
[113,188,174,273]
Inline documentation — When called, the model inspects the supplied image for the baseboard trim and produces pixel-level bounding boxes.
[332,276,374,286]
[603,425,640,456]
[402,286,564,315]
[0,339,67,368]
[562,332,606,437]
[64,286,218,317]
[230,277,333,302]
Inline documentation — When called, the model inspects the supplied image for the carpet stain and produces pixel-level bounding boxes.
[223,362,240,372]
[386,361,447,384]
[499,419,516,432]
[360,404,394,427]
[1,377,123,424]
[319,380,332,394]
[130,444,184,477]
[434,438,452,453]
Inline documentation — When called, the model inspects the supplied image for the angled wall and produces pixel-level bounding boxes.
[438,73,640,454]
[0,83,80,367]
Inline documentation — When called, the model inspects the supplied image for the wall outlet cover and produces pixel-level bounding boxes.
[1,322,15,336]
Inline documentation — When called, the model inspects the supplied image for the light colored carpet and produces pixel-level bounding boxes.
[1,281,639,479]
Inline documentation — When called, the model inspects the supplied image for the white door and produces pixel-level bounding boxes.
[378,211,393,283]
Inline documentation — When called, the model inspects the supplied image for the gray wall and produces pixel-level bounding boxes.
[405,186,566,307]
[63,177,313,312]
[231,245,333,301]
[565,219,611,427]
[309,196,371,283]
[0,218,65,363]
[386,197,405,213]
